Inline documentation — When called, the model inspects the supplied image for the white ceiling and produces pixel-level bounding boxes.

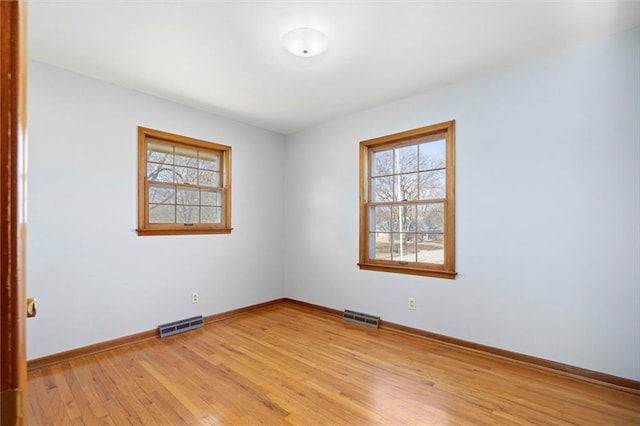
[28,1,640,135]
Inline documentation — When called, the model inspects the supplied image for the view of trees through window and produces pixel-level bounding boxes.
[359,120,455,278]
[369,138,446,264]
[147,140,222,225]
[137,127,232,236]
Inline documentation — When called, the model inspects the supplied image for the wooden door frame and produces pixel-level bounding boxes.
[1,0,28,425]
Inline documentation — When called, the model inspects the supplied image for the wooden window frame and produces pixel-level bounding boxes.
[358,120,456,279]
[137,127,232,236]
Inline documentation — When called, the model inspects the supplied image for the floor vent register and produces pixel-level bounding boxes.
[342,309,380,328]
[159,315,204,338]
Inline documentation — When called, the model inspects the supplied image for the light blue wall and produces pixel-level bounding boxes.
[27,62,286,359]
[284,27,640,380]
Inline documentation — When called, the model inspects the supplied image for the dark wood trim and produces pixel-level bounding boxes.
[283,298,343,316]
[283,298,640,394]
[1,0,27,424]
[378,319,640,394]
[0,390,23,426]
[27,329,159,371]
[27,298,286,371]
[203,298,285,324]
[136,228,234,236]
[358,263,457,279]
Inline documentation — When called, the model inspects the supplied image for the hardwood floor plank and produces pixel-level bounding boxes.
[28,304,640,425]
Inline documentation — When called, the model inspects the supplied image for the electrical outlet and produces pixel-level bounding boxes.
[191,292,199,304]
[408,297,416,310]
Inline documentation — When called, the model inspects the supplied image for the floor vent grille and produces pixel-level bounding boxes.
[159,315,204,338]
[342,310,380,328]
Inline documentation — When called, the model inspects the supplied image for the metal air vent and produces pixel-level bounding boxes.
[342,310,380,328]
[159,315,204,338]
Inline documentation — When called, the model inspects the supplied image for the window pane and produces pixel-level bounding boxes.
[372,149,393,177]
[149,204,175,223]
[199,170,219,187]
[397,145,418,173]
[176,205,199,224]
[177,187,200,206]
[147,142,173,164]
[417,234,444,264]
[391,234,417,262]
[397,173,418,201]
[372,176,393,202]
[147,163,173,183]
[419,139,446,171]
[199,151,220,171]
[174,147,198,167]
[417,203,444,233]
[392,205,416,233]
[201,189,220,206]
[419,170,446,200]
[175,166,198,184]
[370,206,391,232]
[149,184,175,204]
[371,233,392,260]
[201,206,221,224]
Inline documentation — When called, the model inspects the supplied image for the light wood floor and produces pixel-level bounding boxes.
[28,303,640,425]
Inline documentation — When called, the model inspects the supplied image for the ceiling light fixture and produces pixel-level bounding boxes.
[282,27,329,58]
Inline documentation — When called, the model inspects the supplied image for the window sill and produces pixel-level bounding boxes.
[357,262,457,279]
[137,227,233,236]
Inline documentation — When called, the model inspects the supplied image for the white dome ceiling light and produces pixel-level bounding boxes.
[282,27,329,58]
